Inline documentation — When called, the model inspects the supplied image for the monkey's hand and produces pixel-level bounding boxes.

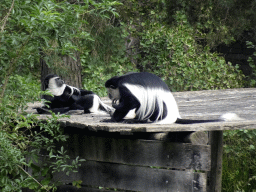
[109,109,115,117]
[112,99,119,109]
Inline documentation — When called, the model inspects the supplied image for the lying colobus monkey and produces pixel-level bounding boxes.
[105,72,239,124]
[36,74,114,114]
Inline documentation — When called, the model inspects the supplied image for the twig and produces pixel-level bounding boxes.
[18,165,50,192]
[0,0,15,33]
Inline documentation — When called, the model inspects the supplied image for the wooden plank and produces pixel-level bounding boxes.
[57,185,118,192]
[147,131,209,145]
[59,119,256,133]
[62,134,211,171]
[208,131,223,192]
[184,131,208,145]
[54,160,207,192]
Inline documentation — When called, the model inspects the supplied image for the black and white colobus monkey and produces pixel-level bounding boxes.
[36,74,114,114]
[105,72,239,124]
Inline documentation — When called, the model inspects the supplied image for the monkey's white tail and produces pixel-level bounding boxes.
[95,95,115,114]
[219,113,243,121]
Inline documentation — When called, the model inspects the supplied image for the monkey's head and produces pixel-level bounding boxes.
[43,74,66,96]
[105,76,121,105]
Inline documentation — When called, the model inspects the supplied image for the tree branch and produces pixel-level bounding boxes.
[0,0,15,33]
[18,165,50,192]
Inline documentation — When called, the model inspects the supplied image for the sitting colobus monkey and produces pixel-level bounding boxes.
[105,72,239,124]
[36,74,114,114]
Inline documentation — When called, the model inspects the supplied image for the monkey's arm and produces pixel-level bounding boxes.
[80,89,94,96]
[112,93,140,122]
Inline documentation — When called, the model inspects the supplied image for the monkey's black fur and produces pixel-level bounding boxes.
[105,72,180,124]
[36,74,113,114]
[105,72,239,124]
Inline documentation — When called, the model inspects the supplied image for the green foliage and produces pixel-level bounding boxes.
[137,11,244,91]
[0,75,85,191]
[0,131,26,192]
[0,0,121,190]
[223,130,256,191]
[72,180,83,189]
[163,0,256,47]
[81,3,244,95]
[24,113,85,192]
[0,75,42,129]
[245,41,256,87]
[81,45,137,96]
[0,0,122,97]
[81,16,137,96]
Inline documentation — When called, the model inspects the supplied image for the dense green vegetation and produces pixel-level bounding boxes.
[1,0,256,191]
[223,130,256,191]
[0,0,121,191]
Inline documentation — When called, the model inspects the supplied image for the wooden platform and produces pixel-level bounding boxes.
[27,88,256,192]
[32,88,256,133]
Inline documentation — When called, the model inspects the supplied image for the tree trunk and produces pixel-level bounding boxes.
[40,51,82,89]
[61,53,82,88]
[40,50,52,91]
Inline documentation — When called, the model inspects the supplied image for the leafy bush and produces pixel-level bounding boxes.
[223,130,256,191]
[0,131,27,192]
[137,11,244,91]
[0,0,122,190]
[0,75,42,127]
[245,41,256,87]
[81,21,138,96]
[0,75,85,192]
[81,10,244,95]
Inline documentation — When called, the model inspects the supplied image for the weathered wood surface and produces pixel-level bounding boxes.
[52,128,210,192]
[59,134,211,171]
[57,185,119,192]
[208,131,224,192]
[54,160,207,192]
[28,88,256,132]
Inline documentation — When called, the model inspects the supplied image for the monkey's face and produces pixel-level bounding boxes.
[48,77,64,88]
[105,76,121,107]
[107,87,120,100]
[107,87,120,107]
[47,76,66,96]
[54,77,65,87]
